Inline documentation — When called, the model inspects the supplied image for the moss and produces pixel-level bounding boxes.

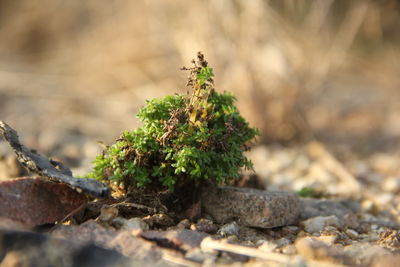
[88,52,259,192]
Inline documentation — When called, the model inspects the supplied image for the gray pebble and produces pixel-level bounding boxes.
[218,221,240,237]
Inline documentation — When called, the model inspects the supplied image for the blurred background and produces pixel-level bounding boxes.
[0,0,400,175]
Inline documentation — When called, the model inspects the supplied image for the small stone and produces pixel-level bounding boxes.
[345,229,359,239]
[202,186,300,228]
[301,216,340,234]
[218,221,240,237]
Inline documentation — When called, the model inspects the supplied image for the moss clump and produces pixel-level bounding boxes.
[88,52,259,192]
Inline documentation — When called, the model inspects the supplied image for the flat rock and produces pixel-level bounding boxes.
[301,215,341,234]
[201,186,300,228]
[0,177,87,227]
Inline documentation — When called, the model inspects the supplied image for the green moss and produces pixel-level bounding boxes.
[88,52,259,191]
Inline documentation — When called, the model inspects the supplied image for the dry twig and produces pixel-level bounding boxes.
[0,120,109,197]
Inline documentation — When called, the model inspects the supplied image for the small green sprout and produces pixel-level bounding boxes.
[296,187,323,198]
[88,52,259,192]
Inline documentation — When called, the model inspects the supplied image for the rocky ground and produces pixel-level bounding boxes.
[0,131,399,267]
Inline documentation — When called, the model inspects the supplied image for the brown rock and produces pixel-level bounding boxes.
[201,186,299,228]
[0,177,87,227]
